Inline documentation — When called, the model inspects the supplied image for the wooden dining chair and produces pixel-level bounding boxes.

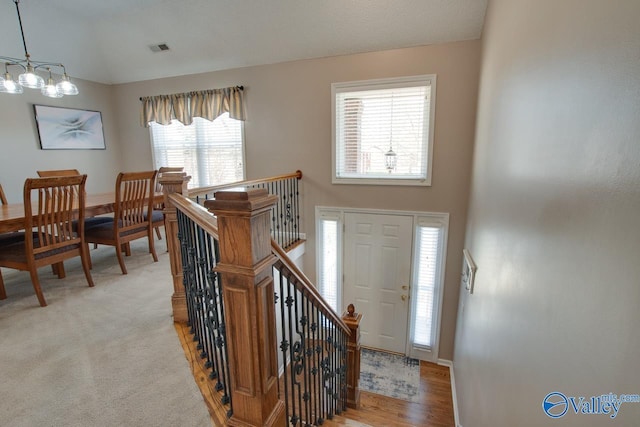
[0,183,29,247]
[37,169,113,242]
[149,167,183,240]
[84,171,159,275]
[0,175,94,306]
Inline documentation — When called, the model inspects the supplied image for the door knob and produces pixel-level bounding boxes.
[401,295,407,301]
[401,285,409,290]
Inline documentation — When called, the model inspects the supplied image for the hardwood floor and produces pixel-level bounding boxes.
[176,322,455,426]
[328,362,455,427]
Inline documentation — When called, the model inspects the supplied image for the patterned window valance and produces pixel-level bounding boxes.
[140,86,245,127]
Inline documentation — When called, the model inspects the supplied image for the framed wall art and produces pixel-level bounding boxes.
[462,248,478,294]
[33,105,106,150]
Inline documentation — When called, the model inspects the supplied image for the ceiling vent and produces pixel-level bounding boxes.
[149,43,170,53]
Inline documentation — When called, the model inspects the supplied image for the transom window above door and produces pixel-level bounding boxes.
[331,75,437,186]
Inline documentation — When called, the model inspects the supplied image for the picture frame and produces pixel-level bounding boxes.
[462,249,477,294]
[33,105,106,150]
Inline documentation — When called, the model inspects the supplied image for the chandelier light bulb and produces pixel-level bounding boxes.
[56,73,79,95]
[42,76,63,98]
[0,72,23,94]
[18,64,45,89]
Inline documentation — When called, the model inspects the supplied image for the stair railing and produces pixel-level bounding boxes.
[161,171,361,427]
[271,241,352,425]
[188,170,303,250]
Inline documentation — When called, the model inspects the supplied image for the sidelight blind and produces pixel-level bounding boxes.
[318,217,339,312]
[412,225,441,348]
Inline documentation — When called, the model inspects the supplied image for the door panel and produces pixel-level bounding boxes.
[343,213,413,353]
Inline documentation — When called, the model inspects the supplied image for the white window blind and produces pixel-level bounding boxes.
[318,218,339,312]
[149,113,244,188]
[332,75,435,186]
[412,225,441,348]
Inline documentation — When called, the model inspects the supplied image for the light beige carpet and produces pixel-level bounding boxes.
[0,237,211,427]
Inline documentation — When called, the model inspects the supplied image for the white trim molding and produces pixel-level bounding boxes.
[438,359,461,427]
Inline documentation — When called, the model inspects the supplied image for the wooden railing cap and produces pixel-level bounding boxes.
[213,188,268,200]
[159,172,191,184]
[205,189,278,214]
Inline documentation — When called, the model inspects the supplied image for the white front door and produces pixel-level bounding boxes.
[343,213,413,353]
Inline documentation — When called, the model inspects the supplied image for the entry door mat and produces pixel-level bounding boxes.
[359,348,421,403]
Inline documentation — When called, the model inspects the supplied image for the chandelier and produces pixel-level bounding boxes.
[0,0,78,98]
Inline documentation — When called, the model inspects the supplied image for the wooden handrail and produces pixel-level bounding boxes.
[271,238,351,336]
[168,193,219,239]
[187,170,302,199]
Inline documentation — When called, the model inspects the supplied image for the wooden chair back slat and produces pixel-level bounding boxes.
[0,183,7,205]
[36,169,82,177]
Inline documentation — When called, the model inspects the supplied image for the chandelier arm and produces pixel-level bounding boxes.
[0,59,27,71]
[32,62,66,71]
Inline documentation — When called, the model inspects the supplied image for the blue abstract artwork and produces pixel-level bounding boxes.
[34,105,105,150]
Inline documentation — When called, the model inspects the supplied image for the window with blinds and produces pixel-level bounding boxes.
[149,113,244,188]
[332,75,436,186]
[412,225,443,348]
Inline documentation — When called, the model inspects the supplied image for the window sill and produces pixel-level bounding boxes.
[332,177,432,186]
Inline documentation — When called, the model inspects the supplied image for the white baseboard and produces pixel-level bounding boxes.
[438,359,461,427]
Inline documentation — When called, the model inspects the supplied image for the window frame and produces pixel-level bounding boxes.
[408,215,448,362]
[331,75,437,186]
[315,209,344,313]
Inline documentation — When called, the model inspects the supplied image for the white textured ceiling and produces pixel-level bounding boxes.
[0,0,488,85]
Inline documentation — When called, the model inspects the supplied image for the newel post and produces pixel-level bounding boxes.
[159,171,191,324]
[342,304,362,410]
[205,189,286,427]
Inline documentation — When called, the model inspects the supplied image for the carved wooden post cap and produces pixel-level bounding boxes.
[158,171,191,185]
[347,303,355,317]
[205,188,278,215]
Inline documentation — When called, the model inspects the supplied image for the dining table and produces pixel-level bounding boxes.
[0,192,164,234]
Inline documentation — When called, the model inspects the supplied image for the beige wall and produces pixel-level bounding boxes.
[0,79,122,201]
[455,0,640,426]
[112,41,481,360]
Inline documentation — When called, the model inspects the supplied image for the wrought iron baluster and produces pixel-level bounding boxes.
[284,178,290,248]
[330,328,336,419]
[213,238,232,415]
[286,270,299,426]
[293,282,305,425]
[341,330,347,412]
[302,290,311,425]
[204,236,221,385]
[195,226,212,363]
[294,176,300,243]
[277,266,291,425]
[311,302,319,425]
[192,224,207,359]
